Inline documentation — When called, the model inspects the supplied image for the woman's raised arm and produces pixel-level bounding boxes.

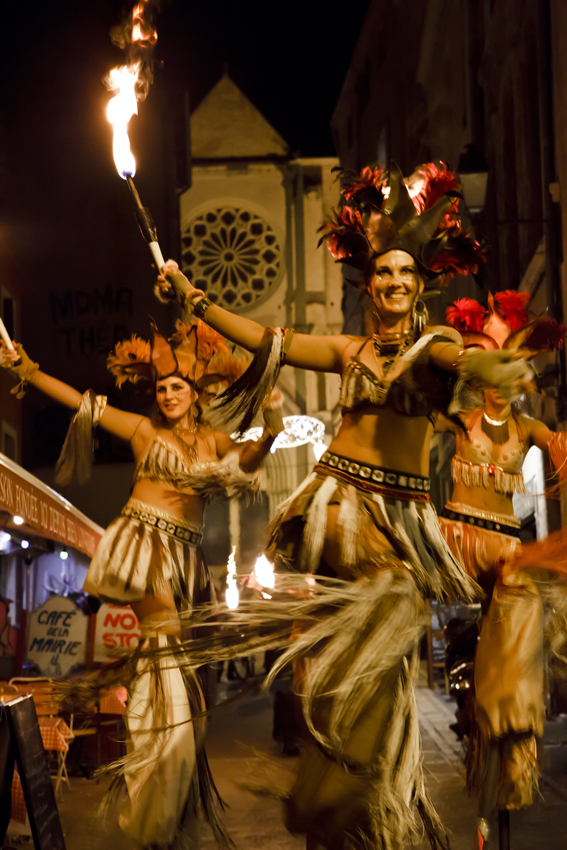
[159,260,348,374]
[1,343,145,443]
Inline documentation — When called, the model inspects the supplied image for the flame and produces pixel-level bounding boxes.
[105,2,158,179]
[132,2,158,44]
[254,554,275,590]
[225,546,239,610]
[106,64,139,178]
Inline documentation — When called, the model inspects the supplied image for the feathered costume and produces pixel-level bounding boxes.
[177,163,493,850]
[68,320,253,850]
[443,294,567,814]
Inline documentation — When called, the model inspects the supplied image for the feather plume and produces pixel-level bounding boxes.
[107,320,245,396]
[107,335,152,387]
[518,318,566,351]
[446,298,487,332]
[413,161,461,213]
[339,164,388,204]
[429,231,485,279]
[317,206,368,267]
[494,290,530,331]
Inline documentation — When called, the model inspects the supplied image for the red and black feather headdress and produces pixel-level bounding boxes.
[446,290,566,355]
[319,161,485,288]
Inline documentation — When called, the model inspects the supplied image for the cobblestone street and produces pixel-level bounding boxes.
[7,674,567,850]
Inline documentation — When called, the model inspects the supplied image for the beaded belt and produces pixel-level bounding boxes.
[122,500,203,546]
[316,451,431,498]
[441,504,521,539]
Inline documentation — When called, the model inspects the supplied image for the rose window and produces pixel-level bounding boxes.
[181,207,282,311]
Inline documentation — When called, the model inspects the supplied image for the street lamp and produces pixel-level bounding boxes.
[458,143,489,215]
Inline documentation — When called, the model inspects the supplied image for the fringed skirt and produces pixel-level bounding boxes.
[251,457,481,849]
[267,456,478,601]
[84,498,208,607]
[440,503,544,809]
[175,571,448,850]
[81,499,222,849]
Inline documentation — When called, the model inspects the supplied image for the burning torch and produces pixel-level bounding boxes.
[105,4,187,305]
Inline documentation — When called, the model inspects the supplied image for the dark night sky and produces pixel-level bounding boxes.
[1,0,371,208]
[0,0,371,325]
[0,0,370,468]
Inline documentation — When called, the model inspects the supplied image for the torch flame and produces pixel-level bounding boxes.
[132,2,158,44]
[106,64,139,179]
[105,2,158,179]
[225,546,239,610]
[254,554,275,590]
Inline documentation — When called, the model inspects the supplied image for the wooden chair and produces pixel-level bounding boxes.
[9,677,74,796]
[0,681,20,702]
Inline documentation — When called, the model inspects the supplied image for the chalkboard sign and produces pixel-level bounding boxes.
[0,694,66,850]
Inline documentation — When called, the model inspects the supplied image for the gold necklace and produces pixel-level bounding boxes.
[372,331,414,376]
[373,329,412,342]
[172,421,197,436]
[170,421,199,462]
[171,431,198,463]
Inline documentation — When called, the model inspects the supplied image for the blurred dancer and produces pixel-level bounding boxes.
[1,319,282,849]
[157,164,534,850]
[440,293,567,845]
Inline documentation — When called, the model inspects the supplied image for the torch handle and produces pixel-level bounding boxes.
[124,177,189,309]
[0,318,21,367]
[0,318,14,351]
[148,241,165,270]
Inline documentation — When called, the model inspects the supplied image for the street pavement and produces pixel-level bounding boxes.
[7,670,567,850]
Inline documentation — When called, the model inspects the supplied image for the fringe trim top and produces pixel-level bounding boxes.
[175,450,262,499]
[132,435,193,487]
[451,455,526,494]
[339,330,458,420]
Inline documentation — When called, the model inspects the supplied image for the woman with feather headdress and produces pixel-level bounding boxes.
[440,293,567,846]
[0,318,282,850]
[155,163,536,850]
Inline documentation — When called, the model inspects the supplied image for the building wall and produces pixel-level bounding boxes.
[178,154,342,568]
[330,0,567,532]
[0,241,27,464]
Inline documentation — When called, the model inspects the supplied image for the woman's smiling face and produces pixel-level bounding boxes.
[156,375,196,421]
[367,250,424,321]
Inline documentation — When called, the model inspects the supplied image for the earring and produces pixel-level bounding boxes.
[412,299,428,334]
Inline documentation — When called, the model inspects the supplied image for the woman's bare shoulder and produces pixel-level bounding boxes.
[131,417,157,447]
[339,335,369,360]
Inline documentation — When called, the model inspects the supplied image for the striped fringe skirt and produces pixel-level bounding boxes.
[251,455,482,848]
[83,498,208,608]
[267,455,478,602]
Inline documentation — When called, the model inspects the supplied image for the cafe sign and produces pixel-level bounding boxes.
[27,595,88,677]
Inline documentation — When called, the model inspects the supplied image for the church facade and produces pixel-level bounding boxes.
[179,73,343,567]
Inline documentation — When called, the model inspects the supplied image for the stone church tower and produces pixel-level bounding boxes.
[180,72,343,568]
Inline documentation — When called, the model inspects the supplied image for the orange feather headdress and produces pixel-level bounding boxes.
[107,319,246,395]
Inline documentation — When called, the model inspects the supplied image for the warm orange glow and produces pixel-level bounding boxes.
[106,64,139,178]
